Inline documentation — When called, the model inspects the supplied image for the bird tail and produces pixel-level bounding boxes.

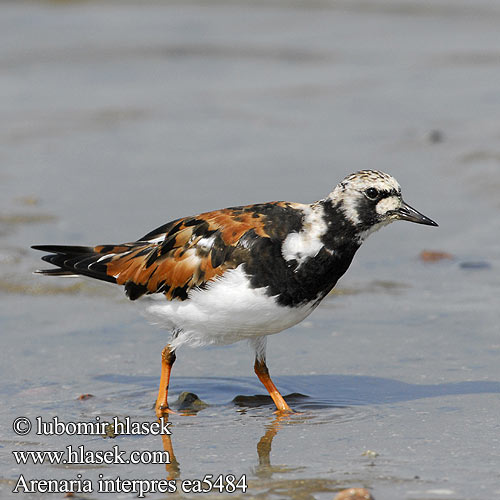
[31,244,118,284]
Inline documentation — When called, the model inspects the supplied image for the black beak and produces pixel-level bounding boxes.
[396,200,438,226]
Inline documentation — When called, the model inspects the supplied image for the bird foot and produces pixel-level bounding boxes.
[273,407,298,416]
[155,405,178,417]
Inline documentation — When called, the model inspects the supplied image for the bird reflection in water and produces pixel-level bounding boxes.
[160,423,180,481]
[254,413,304,479]
[157,402,305,481]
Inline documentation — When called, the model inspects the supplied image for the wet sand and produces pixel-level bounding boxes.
[1,1,500,499]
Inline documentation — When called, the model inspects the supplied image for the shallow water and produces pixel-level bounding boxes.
[1,1,500,499]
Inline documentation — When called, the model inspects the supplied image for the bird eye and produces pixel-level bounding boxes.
[365,188,379,200]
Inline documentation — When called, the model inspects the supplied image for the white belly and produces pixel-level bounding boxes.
[145,266,317,349]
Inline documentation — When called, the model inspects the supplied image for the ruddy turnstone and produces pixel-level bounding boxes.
[32,170,437,414]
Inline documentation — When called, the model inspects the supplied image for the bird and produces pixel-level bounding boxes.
[32,169,437,415]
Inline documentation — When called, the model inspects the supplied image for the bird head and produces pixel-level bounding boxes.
[327,170,438,239]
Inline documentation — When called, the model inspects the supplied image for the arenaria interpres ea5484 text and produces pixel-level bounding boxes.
[33,170,437,415]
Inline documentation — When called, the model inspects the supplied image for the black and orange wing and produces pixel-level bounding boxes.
[32,202,303,301]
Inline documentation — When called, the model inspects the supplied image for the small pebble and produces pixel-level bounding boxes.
[419,250,453,262]
[176,391,209,411]
[77,393,94,400]
[334,488,374,500]
[460,261,491,270]
[427,129,445,143]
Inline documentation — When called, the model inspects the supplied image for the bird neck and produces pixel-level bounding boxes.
[316,199,364,252]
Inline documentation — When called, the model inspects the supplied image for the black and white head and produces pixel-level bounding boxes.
[328,170,437,239]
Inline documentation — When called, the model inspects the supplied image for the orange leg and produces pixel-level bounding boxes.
[161,431,180,480]
[254,357,292,413]
[156,345,176,417]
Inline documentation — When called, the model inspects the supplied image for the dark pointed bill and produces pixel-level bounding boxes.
[396,200,438,226]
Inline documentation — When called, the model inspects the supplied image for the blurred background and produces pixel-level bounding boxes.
[1,1,499,499]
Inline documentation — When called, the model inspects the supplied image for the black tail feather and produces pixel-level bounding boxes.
[31,245,95,255]
[32,245,117,284]
[34,269,78,276]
